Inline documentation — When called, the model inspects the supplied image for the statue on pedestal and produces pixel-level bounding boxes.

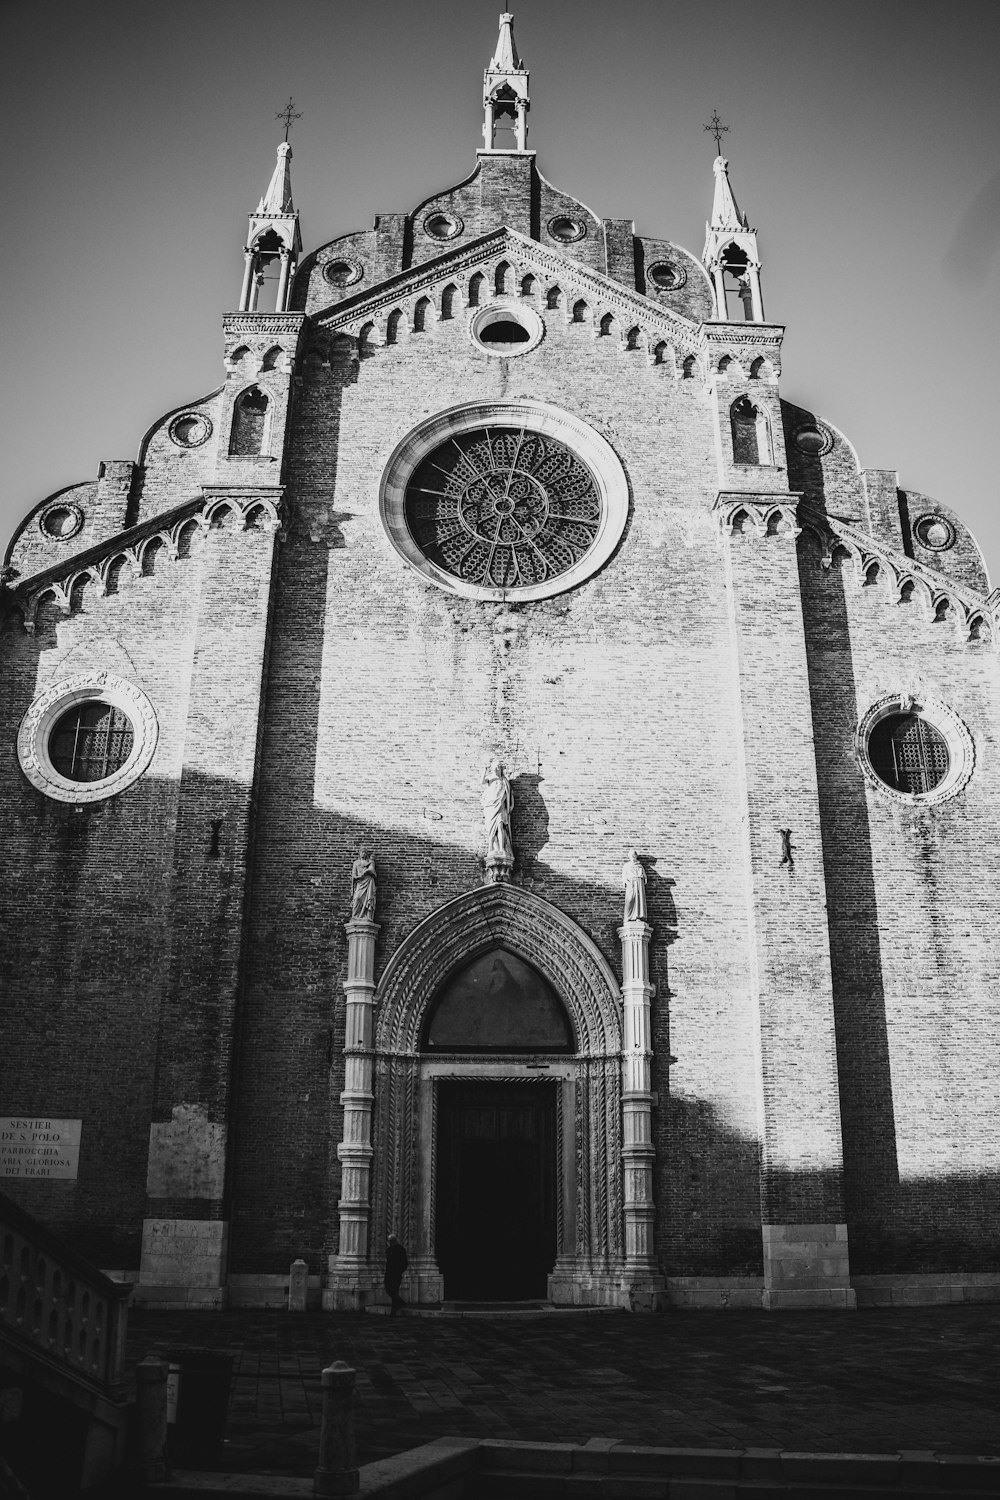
[622,848,647,923]
[481,758,513,880]
[350,845,377,921]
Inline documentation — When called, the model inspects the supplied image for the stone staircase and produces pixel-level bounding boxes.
[0,1188,131,1496]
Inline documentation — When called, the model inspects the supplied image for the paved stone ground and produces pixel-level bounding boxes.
[127,1305,1000,1478]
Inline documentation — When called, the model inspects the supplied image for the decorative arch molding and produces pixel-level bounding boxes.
[331,884,634,1311]
[374,884,623,1056]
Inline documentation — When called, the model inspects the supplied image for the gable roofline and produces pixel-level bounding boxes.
[312,226,708,353]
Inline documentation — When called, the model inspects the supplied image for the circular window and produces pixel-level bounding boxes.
[424,211,463,240]
[169,413,213,449]
[646,261,687,292]
[913,513,955,552]
[323,258,364,288]
[856,696,973,805]
[49,703,134,783]
[469,305,544,358]
[792,423,833,457]
[547,215,587,244]
[18,674,159,804]
[39,504,84,541]
[380,401,630,602]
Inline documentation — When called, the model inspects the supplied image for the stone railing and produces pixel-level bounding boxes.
[0,1189,130,1399]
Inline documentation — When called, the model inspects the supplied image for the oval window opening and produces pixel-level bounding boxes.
[548,216,586,243]
[648,262,680,290]
[477,319,531,345]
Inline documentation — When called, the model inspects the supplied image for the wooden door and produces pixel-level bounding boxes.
[435,1081,557,1300]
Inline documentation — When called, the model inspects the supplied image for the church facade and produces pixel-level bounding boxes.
[2,15,999,1314]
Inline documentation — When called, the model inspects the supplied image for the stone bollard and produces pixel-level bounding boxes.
[288,1257,309,1312]
[314,1361,359,1496]
[134,1356,169,1482]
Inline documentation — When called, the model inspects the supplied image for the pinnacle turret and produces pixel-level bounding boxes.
[710,156,748,234]
[482,12,530,153]
[237,138,303,314]
[703,153,764,322]
[258,141,295,217]
[490,11,522,71]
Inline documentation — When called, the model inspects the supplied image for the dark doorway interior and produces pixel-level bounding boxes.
[436,1080,557,1301]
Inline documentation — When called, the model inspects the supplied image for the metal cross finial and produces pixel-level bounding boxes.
[704,109,729,156]
[276,97,302,142]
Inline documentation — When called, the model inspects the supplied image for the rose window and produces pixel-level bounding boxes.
[404,426,602,590]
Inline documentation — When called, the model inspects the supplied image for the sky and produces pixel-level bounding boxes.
[3,0,1000,583]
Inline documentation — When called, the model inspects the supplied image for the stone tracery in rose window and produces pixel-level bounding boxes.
[403,426,602,590]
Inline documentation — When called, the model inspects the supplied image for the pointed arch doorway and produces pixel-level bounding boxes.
[426,947,571,1300]
[354,885,628,1308]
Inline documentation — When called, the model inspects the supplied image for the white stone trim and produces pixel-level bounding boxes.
[17,672,159,804]
[855,693,974,806]
[379,400,630,602]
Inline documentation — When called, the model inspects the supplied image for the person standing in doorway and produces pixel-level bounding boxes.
[384,1234,408,1316]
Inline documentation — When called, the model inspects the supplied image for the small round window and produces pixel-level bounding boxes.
[39,504,83,540]
[547,215,587,244]
[857,696,973,805]
[913,514,955,552]
[49,703,134,783]
[647,261,686,292]
[169,413,212,449]
[792,424,833,457]
[424,211,463,240]
[324,258,363,288]
[18,674,159,804]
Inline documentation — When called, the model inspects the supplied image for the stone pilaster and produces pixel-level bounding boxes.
[328,918,379,1310]
[720,493,855,1309]
[618,918,665,1311]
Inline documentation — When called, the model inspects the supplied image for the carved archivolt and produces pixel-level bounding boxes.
[374,884,623,1056]
[367,885,626,1288]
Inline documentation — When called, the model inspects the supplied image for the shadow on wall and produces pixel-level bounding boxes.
[794,462,904,1273]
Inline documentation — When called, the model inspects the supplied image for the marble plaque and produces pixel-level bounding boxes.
[0,1118,82,1179]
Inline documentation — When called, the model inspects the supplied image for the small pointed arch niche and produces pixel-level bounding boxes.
[422,948,575,1054]
[730,394,772,465]
[229,385,270,457]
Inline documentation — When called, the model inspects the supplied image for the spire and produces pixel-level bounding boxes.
[710,156,747,233]
[482,12,530,153]
[490,12,521,70]
[238,138,303,314]
[703,153,765,323]
[257,141,295,216]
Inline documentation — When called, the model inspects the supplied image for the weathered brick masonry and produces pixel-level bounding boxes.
[2,17,998,1312]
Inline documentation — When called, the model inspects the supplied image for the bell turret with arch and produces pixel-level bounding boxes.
[238,140,303,313]
[703,155,764,323]
[483,12,530,152]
